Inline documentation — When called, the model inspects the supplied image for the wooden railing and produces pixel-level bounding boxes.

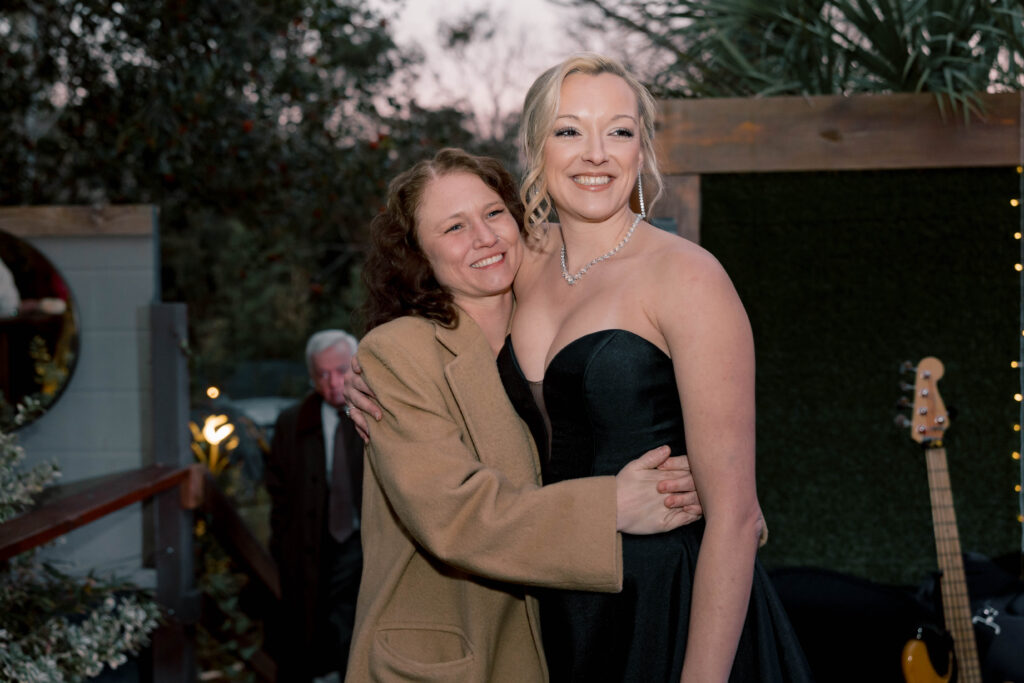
[0,465,192,562]
[0,304,279,683]
[0,462,280,682]
[187,467,280,682]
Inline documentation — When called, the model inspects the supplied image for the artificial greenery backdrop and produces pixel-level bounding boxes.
[702,167,1021,585]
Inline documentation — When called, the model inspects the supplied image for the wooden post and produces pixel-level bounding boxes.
[151,303,198,683]
[655,174,701,244]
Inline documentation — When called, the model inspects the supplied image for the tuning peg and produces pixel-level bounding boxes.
[895,396,911,408]
[899,360,916,374]
[894,414,912,428]
[899,381,914,392]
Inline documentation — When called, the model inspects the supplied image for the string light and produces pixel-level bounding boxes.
[1018,121,1024,561]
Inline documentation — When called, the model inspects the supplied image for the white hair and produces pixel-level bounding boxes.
[305,329,358,377]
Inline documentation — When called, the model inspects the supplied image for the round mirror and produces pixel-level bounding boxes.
[0,230,80,431]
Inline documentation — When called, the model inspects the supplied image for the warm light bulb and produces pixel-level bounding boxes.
[1015,424,1021,432]
[1016,484,1022,493]
[206,386,220,399]
[1015,264,1022,272]
[1013,199,1021,208]
[1016,232,1022,240]
[1014,361,1020,368]
[1018,166,1023,174]
[1016,394,1023,402]
[1014,451,1022,460]
[202,414,235,446]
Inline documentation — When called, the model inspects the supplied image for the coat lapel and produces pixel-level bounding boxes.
[434,315,541,486]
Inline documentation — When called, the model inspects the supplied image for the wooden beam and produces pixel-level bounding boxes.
[200,469,281,601]
[0,205,155,236]
[0,464,191,562]
[656,91,1021,175]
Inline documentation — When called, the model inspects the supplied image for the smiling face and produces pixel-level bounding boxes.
[414,171,523,309]
[542,72,643,225]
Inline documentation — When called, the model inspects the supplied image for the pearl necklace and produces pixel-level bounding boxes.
[560,213,642,286]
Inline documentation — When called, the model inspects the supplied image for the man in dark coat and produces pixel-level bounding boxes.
[265,329,364,682]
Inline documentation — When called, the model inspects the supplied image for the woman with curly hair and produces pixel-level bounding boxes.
[344,147,702,683]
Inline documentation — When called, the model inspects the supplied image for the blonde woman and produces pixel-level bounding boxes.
[497,53,812,682]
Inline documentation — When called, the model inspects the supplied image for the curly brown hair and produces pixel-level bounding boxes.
[361,148,527,332]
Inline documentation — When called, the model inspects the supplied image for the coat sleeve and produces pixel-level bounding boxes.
[359,326,623,593]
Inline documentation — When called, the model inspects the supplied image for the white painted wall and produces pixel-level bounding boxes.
[18,227,158,579]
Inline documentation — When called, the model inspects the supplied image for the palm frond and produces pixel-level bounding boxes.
[573,0,1023,115]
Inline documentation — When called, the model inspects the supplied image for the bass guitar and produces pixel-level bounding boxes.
[899,357,983,683]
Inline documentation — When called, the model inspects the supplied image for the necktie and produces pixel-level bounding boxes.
[328,412,355,542]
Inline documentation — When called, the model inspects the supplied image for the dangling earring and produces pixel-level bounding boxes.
[636,172,646,219]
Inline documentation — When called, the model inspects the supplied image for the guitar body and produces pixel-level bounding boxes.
[902,624,953,683]
[908,552,1024,683]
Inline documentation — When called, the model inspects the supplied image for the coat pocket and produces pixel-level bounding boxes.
[370,622,475,682]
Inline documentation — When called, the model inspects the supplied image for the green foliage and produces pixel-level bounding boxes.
[191,447,273,680]
[567,0,1024,114]
[1,560,161,683]
[0,425,161,681]
[0,0,510,393]
[195,531,260,683]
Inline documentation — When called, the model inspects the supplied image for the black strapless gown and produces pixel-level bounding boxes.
[497,329,813,682]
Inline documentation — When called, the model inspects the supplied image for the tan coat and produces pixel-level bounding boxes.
[346,312,623,683]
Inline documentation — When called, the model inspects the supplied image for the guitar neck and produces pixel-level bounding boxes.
[924,446,982,683]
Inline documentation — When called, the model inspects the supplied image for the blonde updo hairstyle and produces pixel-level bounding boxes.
[518,53,664,237]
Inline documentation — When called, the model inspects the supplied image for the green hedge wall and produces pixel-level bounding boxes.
[701,167,1021,584]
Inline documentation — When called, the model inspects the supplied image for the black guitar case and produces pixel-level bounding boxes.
[770,553,1024,683]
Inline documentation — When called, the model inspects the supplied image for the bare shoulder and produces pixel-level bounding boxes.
[639,228,752,351]
[642,227,733,293]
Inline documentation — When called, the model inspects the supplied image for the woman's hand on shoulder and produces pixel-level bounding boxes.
[343,355,381,442]
[343,320,427,441]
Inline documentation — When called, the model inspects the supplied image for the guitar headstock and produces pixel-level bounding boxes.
[898,357,950,447]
